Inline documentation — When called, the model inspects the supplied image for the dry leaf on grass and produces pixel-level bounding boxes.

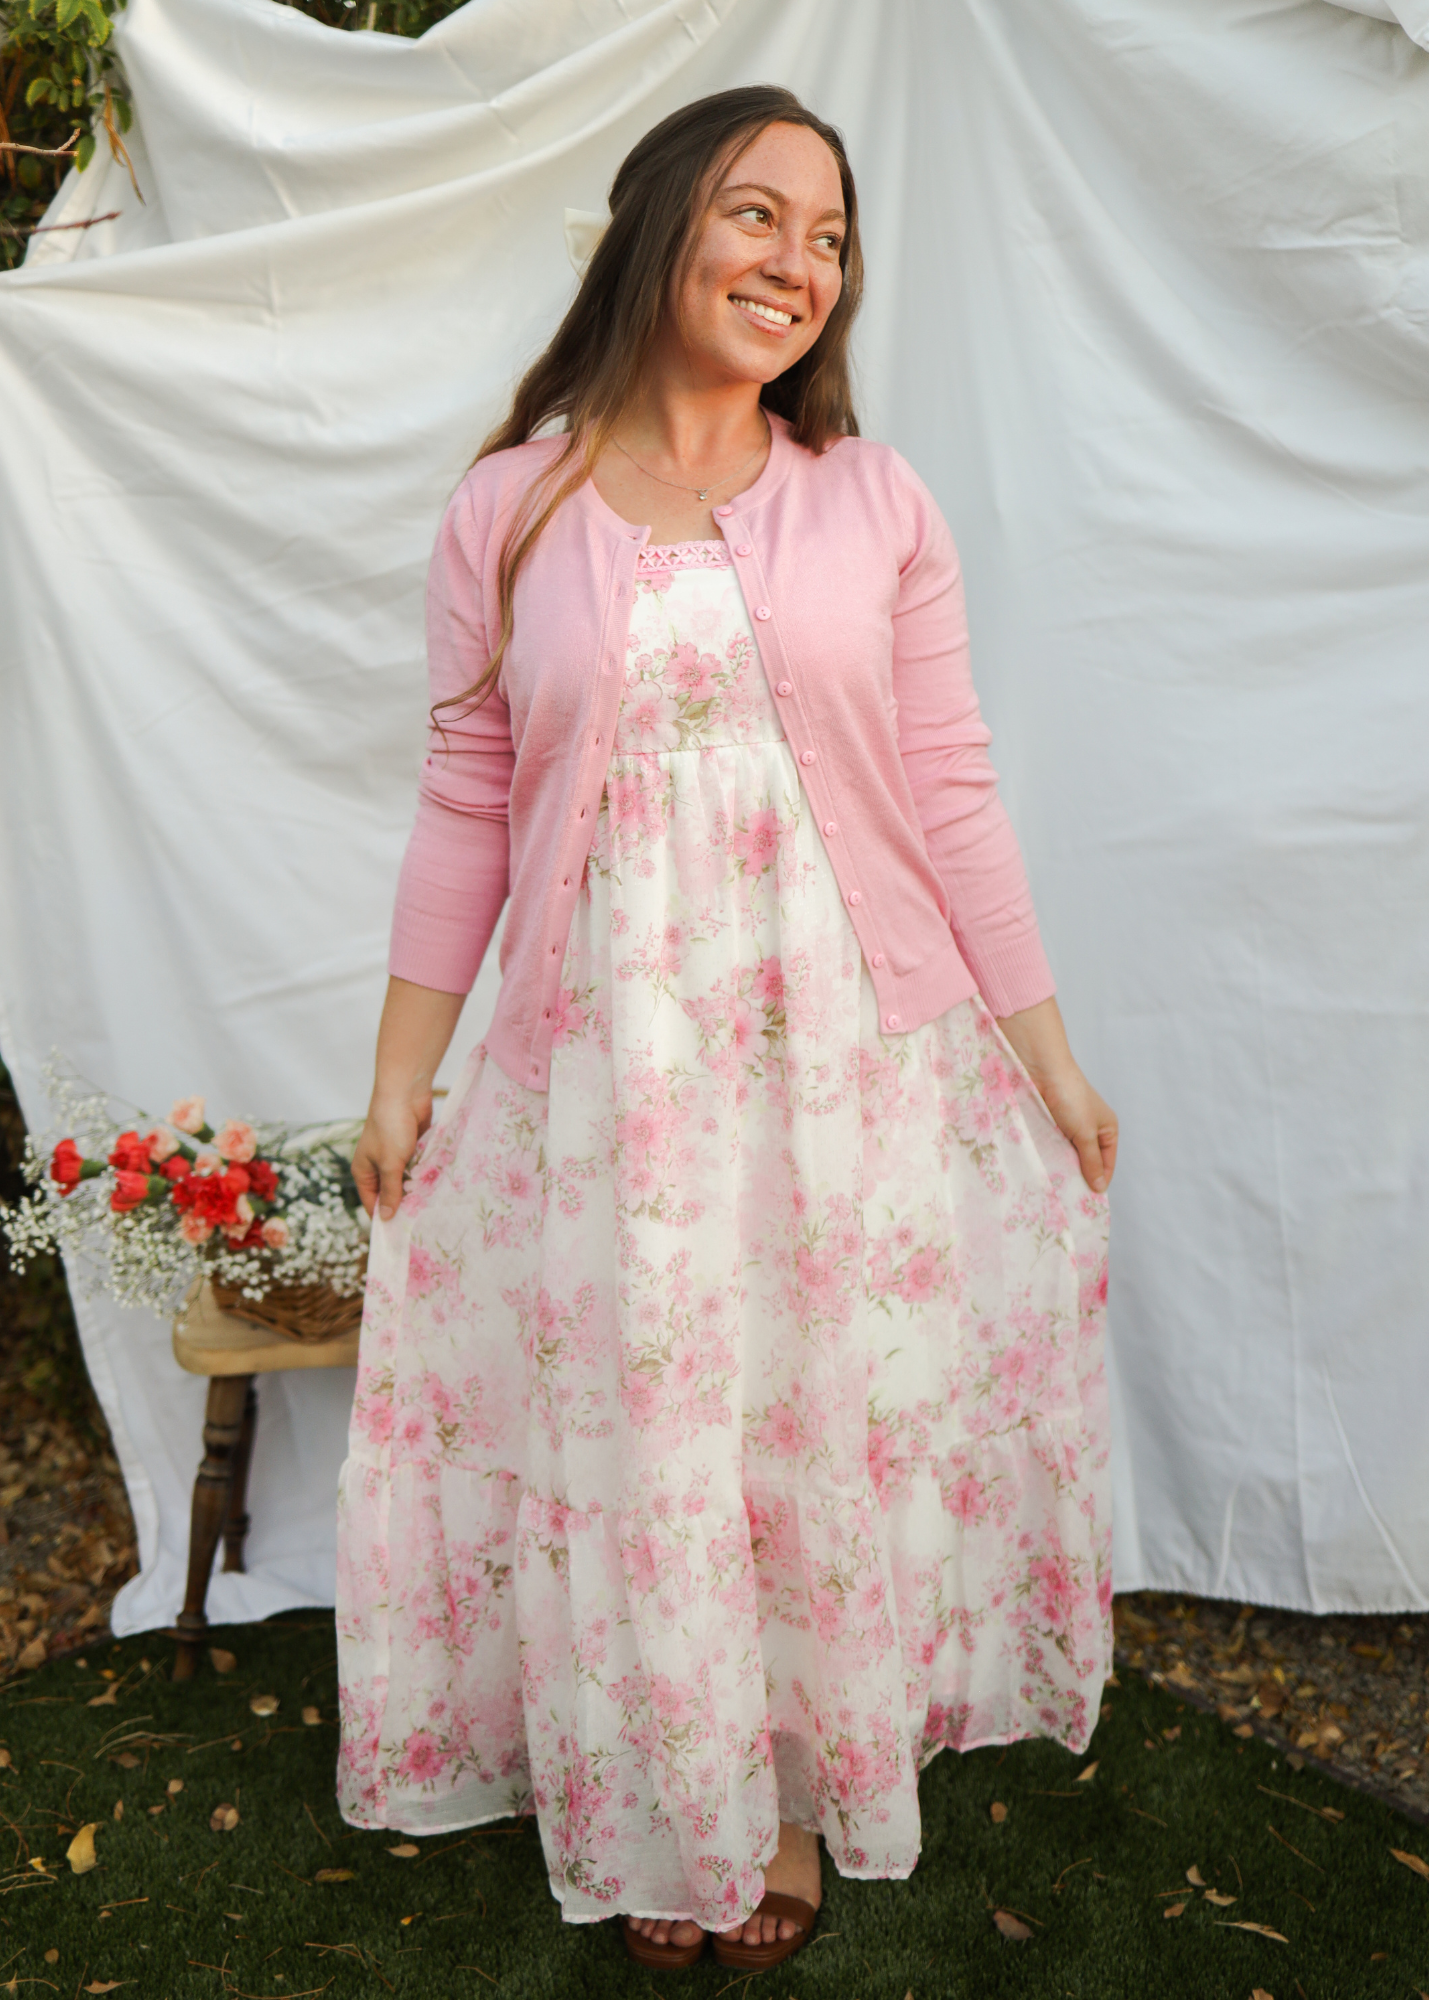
[18,1636,47,1671]
[388,1844,420,1859]
[0,1749,12,1771]
[1251,1990,1275,1999]
[44,1950,59,1964]
[113,1752,139,1770]
[87,1685,118,1708]
[84,1983,128,1993]
[302,1706,321,1727]
[990,1802,1008,1823]
[249,1695,278,1718]
[1076,1761,1098,1783]
[315,1868,355,1884]
[1218,1922,1289,1942]
[1392,1849,1429,1881]
[1186,1866,1206,1886]
[66,1824,99,1874]
[1163,1901,1186,1919]
[1204,1890,1237,1906]
[209,1804,240,1833]
[1162,1726,1181,1742]
[992,1910,1032,1941]
[112,1801,123,1821]
[166,1779,183,1796]
[209,1649,236,1674]
[1166,1661,1197,1689]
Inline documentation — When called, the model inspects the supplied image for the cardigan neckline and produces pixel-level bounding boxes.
[573,409,799,542]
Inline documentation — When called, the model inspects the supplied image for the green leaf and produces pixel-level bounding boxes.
[25,76,54,104]
[75,130,96,171]
[55,0,82,29]
[115,93,132,131]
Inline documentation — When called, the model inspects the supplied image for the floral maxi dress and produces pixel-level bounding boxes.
[335,539,1112,1931]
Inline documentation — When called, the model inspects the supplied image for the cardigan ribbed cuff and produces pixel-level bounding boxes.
[957,927,1056,1021]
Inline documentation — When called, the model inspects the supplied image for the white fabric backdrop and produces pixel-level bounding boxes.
[3,0,1427,1633]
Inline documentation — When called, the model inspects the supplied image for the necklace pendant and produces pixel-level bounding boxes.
[696,488,709,502]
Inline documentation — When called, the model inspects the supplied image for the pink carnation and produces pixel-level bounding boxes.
[213,1120,257,1164]
[179,1212,214,1244]
[144,1127,180,1163]
[261,1215,290,1249]
[169,1096,206,1135]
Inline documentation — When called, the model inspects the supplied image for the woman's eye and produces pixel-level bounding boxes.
[735,205,772,225]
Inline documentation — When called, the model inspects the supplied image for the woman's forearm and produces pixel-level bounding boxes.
[994,995,1075,1088]
[371,976,467,1110]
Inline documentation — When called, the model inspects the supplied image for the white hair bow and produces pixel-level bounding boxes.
[564,208,609,279]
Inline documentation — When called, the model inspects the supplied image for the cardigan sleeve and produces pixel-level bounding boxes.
[387,479,514,995]
[890,467,1055,1019]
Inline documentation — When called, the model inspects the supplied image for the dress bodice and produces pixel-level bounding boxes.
[613,541,784,755]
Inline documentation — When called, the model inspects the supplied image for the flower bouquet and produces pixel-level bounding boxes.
[1,1069,369,1343]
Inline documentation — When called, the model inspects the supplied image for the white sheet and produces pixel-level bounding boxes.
[2,0,1427,1632]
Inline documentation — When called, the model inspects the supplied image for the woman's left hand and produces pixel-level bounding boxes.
[995,996,1118,1194]
[1034,1063,1118,1194]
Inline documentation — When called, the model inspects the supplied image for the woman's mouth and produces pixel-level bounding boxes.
[730,295,797,329]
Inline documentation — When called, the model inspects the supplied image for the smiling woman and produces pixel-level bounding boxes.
[336,84,1117,1985]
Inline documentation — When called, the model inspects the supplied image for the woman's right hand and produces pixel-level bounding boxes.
[352,1088,430,1222]
[354,978,468,1221]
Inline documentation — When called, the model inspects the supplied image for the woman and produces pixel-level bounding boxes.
[336,84,1117,1974]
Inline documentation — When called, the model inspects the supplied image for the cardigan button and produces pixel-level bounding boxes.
[776,679,794,696]
[799,749,816,766]
[736,543,753,557]
[885,1013,902,1032]
[847,890,862,906]
[754,605,772,620]
[543,1009,551,1020]
[715,505,734,517]
[822,819,837,837]
[872,951,886,968]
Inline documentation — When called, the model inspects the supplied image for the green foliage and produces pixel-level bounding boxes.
[1,0,130,269]
[0,0,464,270]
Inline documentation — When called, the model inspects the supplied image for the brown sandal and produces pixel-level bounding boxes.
[710,1890,818,1969]
[619,1915,708,1969]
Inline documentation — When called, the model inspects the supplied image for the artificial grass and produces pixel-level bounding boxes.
[2,1614,1428,1999]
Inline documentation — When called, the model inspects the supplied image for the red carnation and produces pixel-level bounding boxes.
[49,1139,85,1193]
[222,1165,251,1198]
[162,1156,191,1181]
[108,1129,153,1175]
[110,1170,151,1213]
[247,1158,278,1202]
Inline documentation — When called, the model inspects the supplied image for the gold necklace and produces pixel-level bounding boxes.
[611,418,769,505]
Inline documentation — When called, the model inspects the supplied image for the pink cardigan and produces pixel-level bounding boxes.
[390,413,1054,1091]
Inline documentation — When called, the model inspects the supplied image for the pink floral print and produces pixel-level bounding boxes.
[336,545,1111,1929]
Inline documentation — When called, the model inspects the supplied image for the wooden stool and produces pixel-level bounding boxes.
[169,1279,359,1681]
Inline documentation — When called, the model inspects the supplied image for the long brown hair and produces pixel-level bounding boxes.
[440,85,863,717]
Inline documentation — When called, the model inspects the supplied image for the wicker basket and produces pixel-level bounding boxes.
[209,1264,366,1345]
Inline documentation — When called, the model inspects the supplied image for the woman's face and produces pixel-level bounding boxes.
[667,121,847,389]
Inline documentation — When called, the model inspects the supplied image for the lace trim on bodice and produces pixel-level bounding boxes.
[636,540,733,574]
